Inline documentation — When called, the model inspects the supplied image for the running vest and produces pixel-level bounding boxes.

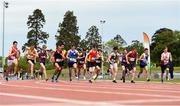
[161,52,171,65]
[140,53,148,65]
[95,52,102,64]
[8,47,18,60]
[54,50,64,63]
[110,52,119,63]
[68,50,78,63]
[39,50,47,62]
[88,50,98,62]
[121,53,127,63]
[78,52,86,64]
[27,48,37,60]
[128,51,137,62]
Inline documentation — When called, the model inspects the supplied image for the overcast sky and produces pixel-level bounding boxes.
[0,0,180,56]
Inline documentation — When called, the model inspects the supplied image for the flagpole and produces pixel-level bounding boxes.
[143,32,151,79]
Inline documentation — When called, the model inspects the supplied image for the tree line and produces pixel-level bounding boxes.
[1,9,180,68]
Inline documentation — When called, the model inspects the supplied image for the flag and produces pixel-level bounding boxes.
[143,32,151,77]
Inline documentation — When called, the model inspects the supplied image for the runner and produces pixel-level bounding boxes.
[77,48,87,80]
[6,41,20,81]
[126,49,138,83]
[38,45,49,81]
[160,47,172,83]
[94,49,103,80]
[85,45,99,83]
[51,43,65,82]
[25,44,38,79]
[121,49,128,83]
[66,45,79,81]
[138,48,150,82]
[108,47,120,83]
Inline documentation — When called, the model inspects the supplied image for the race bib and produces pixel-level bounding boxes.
[79,61,84,64]
[41,56,46,58]
[56,59,63,62]
[70,58,77,62]
[92,57,96,61]
[119,57,122,62]
[96,60,101,63]
[10,56,16,60]
[122,59,126,63]
[164,60,169,65]
[130,58,135,61]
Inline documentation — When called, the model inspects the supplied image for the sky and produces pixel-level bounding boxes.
[0,0,180,56]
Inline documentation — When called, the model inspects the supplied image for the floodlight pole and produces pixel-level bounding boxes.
[100,20,106,79]
[2,1,8,74]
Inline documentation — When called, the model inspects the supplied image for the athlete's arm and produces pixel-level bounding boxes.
[76,50,79,58]
[34,49,38,57]
[139,53,144,61]
[46,51,49,59]
[169,52,172,62]
[116,53,120,64]
[136,52,138,64]
[161,53,164,61]
[50,51,55,62]
[66,50,70,59]
[77,53,82,59]
[126,51,131,64]
[8,48,14,57]
[101,52,104,62]
[108,53,112,63]
[85,51,91,64]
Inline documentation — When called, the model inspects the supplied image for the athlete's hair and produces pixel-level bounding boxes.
[125,48,130,52]
[56,41,64,47]
[97,49,102,52]
[71,45,75,48]
[144,48,148,51]
[77,47,83,52]
[42,45,47,49]
[29,43,35,46]
[113,47,118,50]
[92,45,97,48]
[13,41,18,45]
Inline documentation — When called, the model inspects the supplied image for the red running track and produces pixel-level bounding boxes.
[0,80,180,106]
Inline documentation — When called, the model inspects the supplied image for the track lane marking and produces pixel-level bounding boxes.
[1,82,180,99]
[35,81,180,93]
[0,92,122,106]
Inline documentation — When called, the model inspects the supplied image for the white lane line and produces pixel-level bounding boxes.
[58,80,180,90]
[35,81,180,93]
[1,82,180,99]
[0,92,122,106]
[1,92,180,106]
[111,99,180,104]
[59,80,180,85]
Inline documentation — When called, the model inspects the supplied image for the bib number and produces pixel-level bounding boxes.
[70,58,77,62]
[130,58,135,61]
[79,61,84,64]
[56,59,63,62]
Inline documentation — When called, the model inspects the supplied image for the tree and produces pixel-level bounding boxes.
[79,39,88,50]
[105,34,127,51]
[84,25,102,50]
[150,28,176,65]
[23,9,49,51]
[55,10,80,50]
[114,34,127,47]
[106,39,119,49]
[127,40,144,55]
